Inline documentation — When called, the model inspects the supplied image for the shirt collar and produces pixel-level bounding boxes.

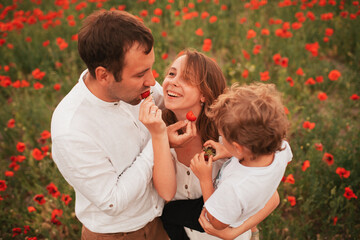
[79,69,121,107]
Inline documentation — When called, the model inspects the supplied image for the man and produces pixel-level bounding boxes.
[51,10,194,239]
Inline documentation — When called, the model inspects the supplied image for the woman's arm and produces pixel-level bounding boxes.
[139,96,176,201]
[199,191,280,239]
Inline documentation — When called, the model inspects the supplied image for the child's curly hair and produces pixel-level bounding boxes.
[206,82,289,158]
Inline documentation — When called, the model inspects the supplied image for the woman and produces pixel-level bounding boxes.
[140,49,278,240]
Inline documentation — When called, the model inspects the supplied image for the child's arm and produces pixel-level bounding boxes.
[204,140,232,161]
[190,153,229,230]
[139,96,176,201]
[199,191,280,239]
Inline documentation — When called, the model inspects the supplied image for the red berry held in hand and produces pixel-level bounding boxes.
[186,111,197,121]
[141,90,151,99]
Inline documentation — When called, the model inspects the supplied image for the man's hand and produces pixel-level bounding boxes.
[199,208,239,240]
[167,120,197,148]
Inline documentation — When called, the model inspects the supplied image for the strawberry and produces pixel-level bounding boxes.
[186,111,197,121]
[141,90,151,99]
[203,146,216,161]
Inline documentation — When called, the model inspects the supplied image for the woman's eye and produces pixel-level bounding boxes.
[168,72,175,76]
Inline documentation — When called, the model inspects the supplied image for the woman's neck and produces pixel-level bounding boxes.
[174,135,203,167]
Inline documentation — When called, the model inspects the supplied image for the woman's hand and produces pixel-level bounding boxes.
[204,140,232,161]
[167,120,197,148]
[139,96,166,136]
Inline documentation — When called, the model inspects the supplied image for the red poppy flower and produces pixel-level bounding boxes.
[284,106,289,115]
[322,152,334,166]
[33,82,44,90]
[336,167,350,179]
[325,28,334,36]
[305,78,316,85]
[202,39,212,52]
[195,28,204,36]
[32,148,44,161]
[261,28,270,35]
[12,228,22,237]
[62,194,72,205]
[242,69,249,79]
[16,142,26,152]
[273,53,281,65]
[209,16,217,23]
[296,68,304,76]
[260,71,270,81]
[287,196,296,206]
[286,77,294,87]
[281,57,289,67]
[151,17,160,23]
[201,11,209,19]
[246,29,256,39]
[314,143,323,151]
[46,183,60,198]
[318,92,328,101]
[5,171,14,177]
[32,68,46,80]
[54,83,61,91]
[328,70,341,81]
[24,225,30,234]
[152,69,159,78]
[7,118,15,128]
[252,45,261,55]
[333,216,338,225]
[161,31,167,37]
[284,174,295,184]
[154,8,162,16]
[51,209,63,225]
[305,42,319,57]
[303,121,315,130]
[0,180,7,191]
[315,76,324,83]
[140,10,148,17]
[33,194,46,205]
[28,206,36,212]
[350,94,360,100]
[302,160,310,171]
[40,130,51,139]
[239,17,247,24]
[343,187,357,200]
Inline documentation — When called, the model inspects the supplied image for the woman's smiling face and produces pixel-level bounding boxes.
[162,55,204,120]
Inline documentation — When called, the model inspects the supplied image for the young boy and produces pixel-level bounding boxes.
[190,82,293,232]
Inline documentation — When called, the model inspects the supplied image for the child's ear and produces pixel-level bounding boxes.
[232,142,244,155]
[94,66,109,85]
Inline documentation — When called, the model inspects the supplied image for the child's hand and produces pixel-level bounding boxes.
[139,96,166,136]
[204,140,232,161]
[190,152,213,182]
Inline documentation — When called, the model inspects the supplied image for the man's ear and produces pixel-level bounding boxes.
[94,66,109,85]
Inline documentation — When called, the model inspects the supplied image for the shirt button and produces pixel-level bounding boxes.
[187,171,190,175]
[109,204,113,208]
[184,185,188,189]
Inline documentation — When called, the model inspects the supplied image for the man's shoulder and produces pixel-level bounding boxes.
[51,83,86,138]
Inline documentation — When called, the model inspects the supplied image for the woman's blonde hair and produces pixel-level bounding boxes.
[206,82,289,157]
[162,49,227,144]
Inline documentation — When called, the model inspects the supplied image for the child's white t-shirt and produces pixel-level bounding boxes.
[204,140,293,228]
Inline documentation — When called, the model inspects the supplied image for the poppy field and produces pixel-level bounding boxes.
[0,0,359,239]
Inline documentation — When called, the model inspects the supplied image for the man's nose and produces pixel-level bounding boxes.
[144,71,156,86]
